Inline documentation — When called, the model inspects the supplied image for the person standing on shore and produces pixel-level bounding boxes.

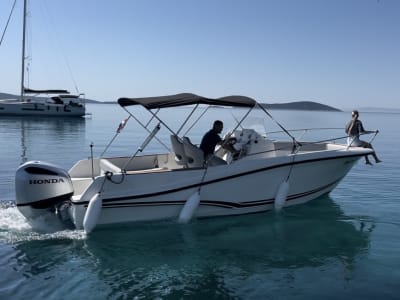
[346,110,382,165]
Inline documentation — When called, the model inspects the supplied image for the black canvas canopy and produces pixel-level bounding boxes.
[24,88,70,94]
[118,93,256,109]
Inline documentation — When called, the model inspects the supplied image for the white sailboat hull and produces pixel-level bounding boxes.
[0,100,85,117]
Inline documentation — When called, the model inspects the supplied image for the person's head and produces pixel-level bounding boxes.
[351,110,359,119]
[213,120,223,133]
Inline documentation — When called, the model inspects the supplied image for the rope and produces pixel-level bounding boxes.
[39,0,81,94]
[105,171,125,184]
[0,0,17,47]
[196,162,210,196]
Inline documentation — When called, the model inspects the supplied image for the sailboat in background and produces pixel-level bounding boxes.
[0,0,86,117]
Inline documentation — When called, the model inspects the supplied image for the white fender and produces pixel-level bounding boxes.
[274,180,289,212]
[178,191,200,223]
[83,193,102,233]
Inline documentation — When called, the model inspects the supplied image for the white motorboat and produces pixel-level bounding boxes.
[0,0,86,117]
[15,93,375,233]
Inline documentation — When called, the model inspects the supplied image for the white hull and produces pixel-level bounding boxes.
[0,100,85,117]
[67,145,365,229]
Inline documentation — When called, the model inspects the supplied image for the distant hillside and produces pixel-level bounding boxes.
[85,99,115,104]
[1,92,340,111]
[88,99,342,111]
[0,92,17,99]
[260,101,341,112]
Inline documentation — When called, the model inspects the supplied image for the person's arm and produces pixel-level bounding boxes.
[358,120,376,134]
[219,137,237,154]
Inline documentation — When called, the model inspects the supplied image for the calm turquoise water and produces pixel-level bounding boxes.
[1,104,399,299]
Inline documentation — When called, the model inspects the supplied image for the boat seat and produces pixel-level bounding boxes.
[170,135,188,166]
[182,137,205,168]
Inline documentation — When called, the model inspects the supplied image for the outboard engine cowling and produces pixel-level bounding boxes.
[15,161,74,219]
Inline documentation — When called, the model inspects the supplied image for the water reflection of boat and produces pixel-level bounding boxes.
[0,115,86,164]
[5,197,372,298]
[83,196,372,270]
[0,115,86,202]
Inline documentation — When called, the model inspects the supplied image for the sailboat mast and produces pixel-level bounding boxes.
[20,0,27,101]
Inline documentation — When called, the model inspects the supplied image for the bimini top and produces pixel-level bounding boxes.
[118,93,257,109]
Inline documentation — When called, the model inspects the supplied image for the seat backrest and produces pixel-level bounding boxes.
[182,137,204,168]
[170,135,188,166]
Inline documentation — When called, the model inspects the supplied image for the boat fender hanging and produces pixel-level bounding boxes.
[83,193,102,233]
[178,191,201,224]
[274,180,289,212]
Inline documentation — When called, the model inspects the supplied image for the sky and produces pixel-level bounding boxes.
[0,0,399,109]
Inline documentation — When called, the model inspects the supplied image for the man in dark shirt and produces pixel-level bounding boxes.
[200,120,238,163]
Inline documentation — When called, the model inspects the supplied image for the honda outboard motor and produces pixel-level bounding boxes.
[15,161,74,220]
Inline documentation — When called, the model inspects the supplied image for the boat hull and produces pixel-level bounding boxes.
[70,152,361,229]
[0,101,85,117]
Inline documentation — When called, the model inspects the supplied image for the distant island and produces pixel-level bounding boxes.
[86,99,341,111]
[1,92,340,111]
[259,101,341,112]
[74,98,342,111]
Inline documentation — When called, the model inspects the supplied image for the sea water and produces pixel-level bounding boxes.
[0,104,399,299]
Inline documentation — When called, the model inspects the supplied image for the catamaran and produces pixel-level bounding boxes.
[0,0,86,117]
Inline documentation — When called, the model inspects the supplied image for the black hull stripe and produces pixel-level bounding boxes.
[16,192,73,208]
[89,154,358,204]
[76,176,342,209]
[16,172,342,210]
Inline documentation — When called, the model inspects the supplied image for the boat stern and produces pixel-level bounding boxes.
[15,161,74,220]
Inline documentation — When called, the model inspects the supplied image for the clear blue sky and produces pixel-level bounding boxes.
[1,0,399,109]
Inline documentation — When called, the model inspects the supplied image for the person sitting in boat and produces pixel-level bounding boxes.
[346,110,381,165]
[200,120,239,165]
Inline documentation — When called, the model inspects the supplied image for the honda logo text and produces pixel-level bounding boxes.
[29,178,65,184]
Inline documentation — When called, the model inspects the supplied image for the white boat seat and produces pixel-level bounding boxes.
[182,137,205,168]
[170,135,188,166]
